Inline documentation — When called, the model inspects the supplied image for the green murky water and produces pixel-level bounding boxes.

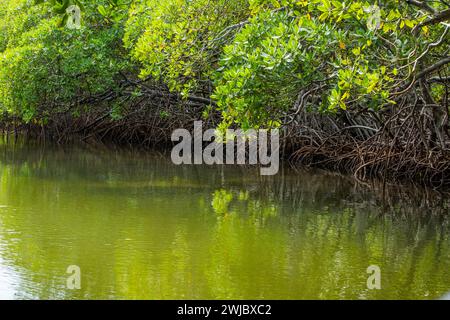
[0,139,449,300]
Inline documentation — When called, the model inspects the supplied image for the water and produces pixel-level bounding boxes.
[0,139,449,299]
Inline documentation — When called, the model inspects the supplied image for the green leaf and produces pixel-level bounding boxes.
[97,5,108,17]
[58,13,69,27]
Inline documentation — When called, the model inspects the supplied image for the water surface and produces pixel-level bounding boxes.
[0,140,449,299]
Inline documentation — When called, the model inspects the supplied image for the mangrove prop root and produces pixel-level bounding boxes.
[1,74,450,189]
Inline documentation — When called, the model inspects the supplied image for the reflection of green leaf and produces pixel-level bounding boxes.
[238,191,249,201]
[211,189,233,215]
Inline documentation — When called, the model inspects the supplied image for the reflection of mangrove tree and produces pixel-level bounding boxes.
[0,143,449,299]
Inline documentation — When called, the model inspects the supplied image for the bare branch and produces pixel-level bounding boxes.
[418,9,450,29]
[406,0,438,14]
[415,56,450,81]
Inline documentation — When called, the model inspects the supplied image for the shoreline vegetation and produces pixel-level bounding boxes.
[0,0,449,188]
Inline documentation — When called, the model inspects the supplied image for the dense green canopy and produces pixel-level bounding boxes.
[0,0,448,129]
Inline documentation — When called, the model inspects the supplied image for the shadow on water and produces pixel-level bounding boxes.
[0,137,449,299]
